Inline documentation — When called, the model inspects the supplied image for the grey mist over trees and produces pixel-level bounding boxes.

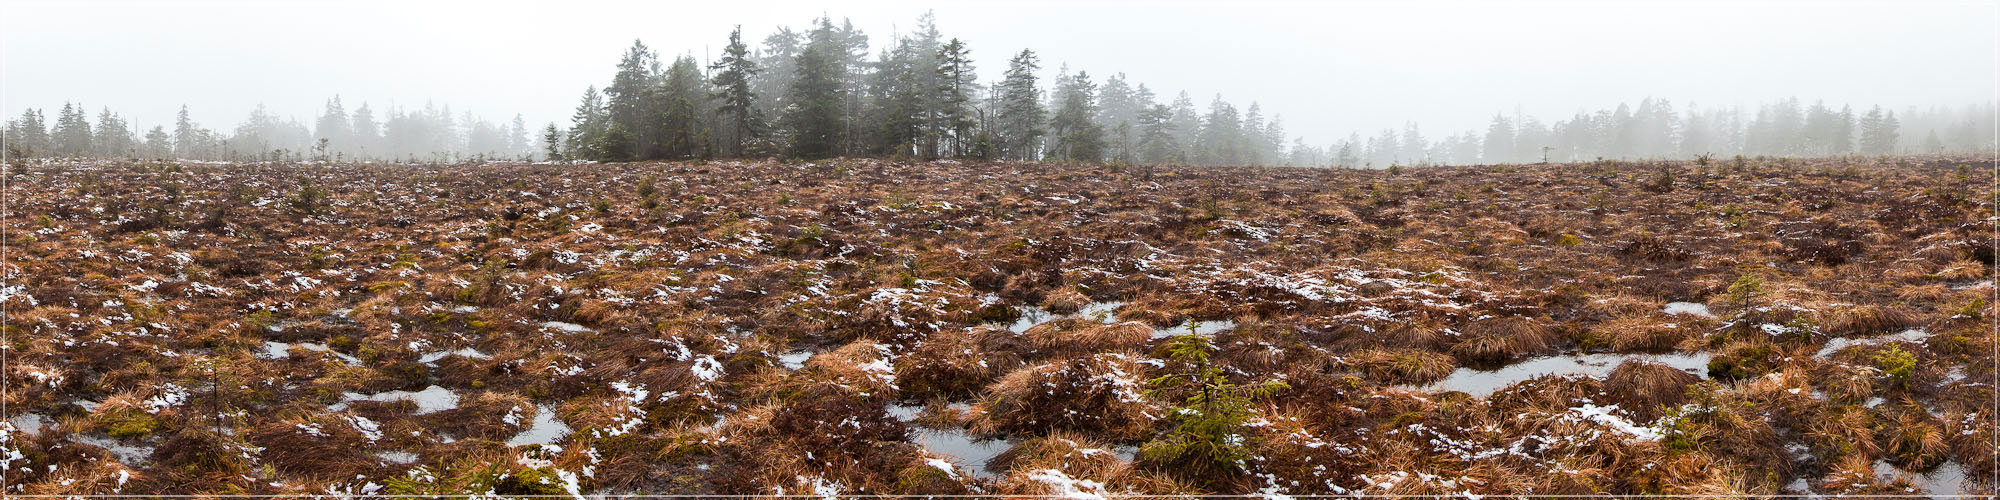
[3,99,533,162]
[3,2,1991,166]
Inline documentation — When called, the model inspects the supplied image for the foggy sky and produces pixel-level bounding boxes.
[3,0,1993,148]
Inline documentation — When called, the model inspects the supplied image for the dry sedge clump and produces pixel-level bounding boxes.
[1347,348,1457,385]
[894,326,1020,398]
[1821,305,1913,336]
[970,353,1158,441]
[1024,319,1151,355]
[1600,317,1695,352]
[1603,360,1698,420]
[1450,316,1551,364]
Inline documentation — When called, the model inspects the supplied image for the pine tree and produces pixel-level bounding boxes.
[711,25,763,156]
[9,108,49,157]
[143,126,170,157]
[754,27,804,121]
[568,86,609,159]
[542,123,565,161]
[658,55,709,158]
[1241,103,1266,165]
[94,108,131,157]
[350,103,379,157]
[1047,71,1105,162]
[872,37,928,156]
[783,20,850,159]
[995,49,1044,161]
[54,102,93,156]
[933,38,977,157]
[1194,95,1242,166]
[606,39,661,157]
[1137,103,1178,164]
[1168,92,1201,162]
[508,115,528,157]
[1094,73,1140,161]
[316,96,351,154]
[1482,114,1514,163]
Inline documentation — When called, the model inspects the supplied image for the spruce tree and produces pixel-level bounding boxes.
[542,124,565,161]
[1194,95,1241,166]
[710,26,763,156]
[11,108,48,157]
[1047,71,1105,162]
[350,103,379,157]
[143,126,170,157]
[54,102,92,156]
[933,38,977,157]
[606,39,661,156]
[782,20,849,159]
[659,55,708,158]
[568,86,609,159]
[1137,103,1178,164]
[94,108,131,157]
[995,49,1044,161]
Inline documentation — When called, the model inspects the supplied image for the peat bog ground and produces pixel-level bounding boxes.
[0,156,1995,496]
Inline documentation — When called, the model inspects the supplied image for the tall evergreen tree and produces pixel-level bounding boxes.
[711,26,764,156]
[568,86,609,159]
[1194,95,1243,166]
[10,108,49,157]
[658,55,709,158]
[542,123,565,161]
[1046,70,1105,162]
[1167,92,1201,163]
[315,96,351,154]
[143,126,170,157]
[995,49,1044,161]
[754,27,804,121]
[932,38,977,157]
[782,20,850,158]
[54,103,92,156]
[94,108,131,157]
[1482,114,1514,163]
[349,102,379,157]
[606,40,661,157]
[1137,103,1178,164]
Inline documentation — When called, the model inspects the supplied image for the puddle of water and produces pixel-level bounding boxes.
[888,403,1137,479]
[913,427,1015,479]
[293,342,362,365]
[1816,329,1931,359]
[1662,302,1715,319]
[419,347,491,364]
[8,413,48,435]
[1948,279,1993,291]
[1151,319,1237,339]
[994,301,1124,334]
[887,403,922,422]
[70,434,155,465]
[779,350,815,371]
[1414,352,1712,398]
[330,385,460,414]
[260,341,292,360]
[1873,460,1980,496]
[505,404,571,446]
[541,321,594,333]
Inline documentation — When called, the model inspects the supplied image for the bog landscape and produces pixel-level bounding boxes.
[2,3,1997,498]
[1,154,1995,496]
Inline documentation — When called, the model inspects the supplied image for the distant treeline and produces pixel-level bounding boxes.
[7,11,1995,166]
[547,12,1296,167]
[2,99,532,162]
[1327,99,1999,168]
